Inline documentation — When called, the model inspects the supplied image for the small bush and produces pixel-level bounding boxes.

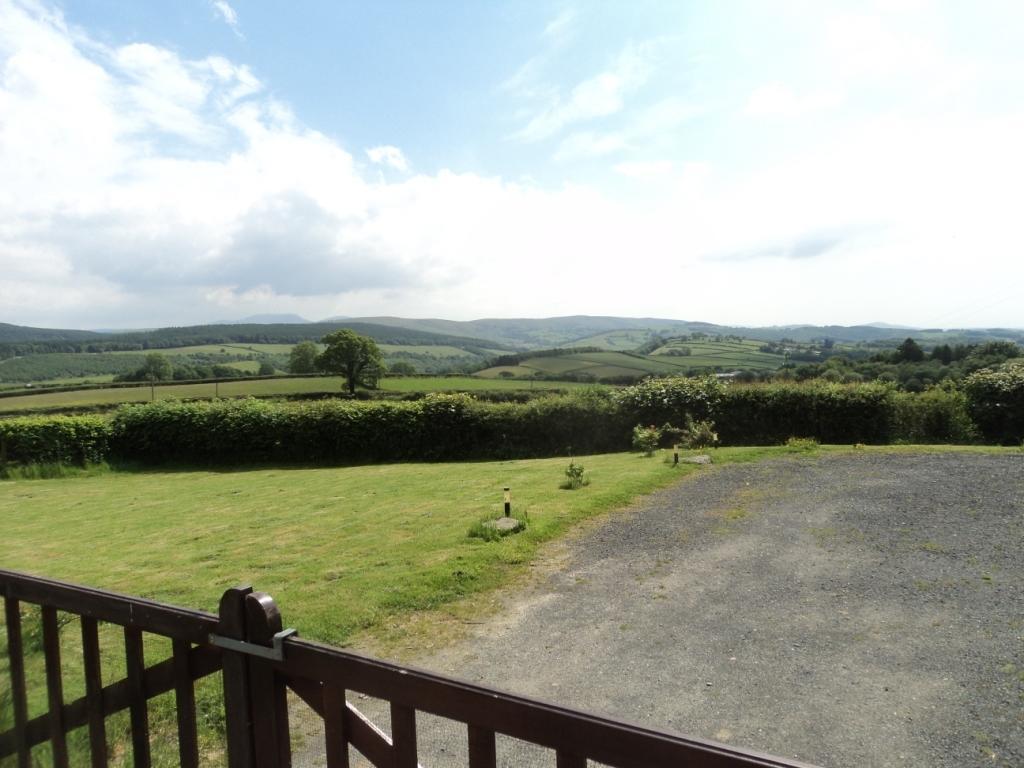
[562,460,588,489]
[631,425,661,456]
[681,418,719,449]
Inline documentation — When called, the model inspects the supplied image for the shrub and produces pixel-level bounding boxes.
[681,418,719,449]
[892,384,977,443]
[562,461,587,489]
[0,415,112,467]
[632,425,661,456]
[784,436,819,452]
[963,361,1024,444]
[716,382,895,445]
[616,376,724,426]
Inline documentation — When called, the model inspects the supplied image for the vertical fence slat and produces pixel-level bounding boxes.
[80,616,108,768]
[4,597,31,768]
[245,592,291,768]
[467,725,496,768]
[323,684,350,768]
[390,702,417,768]
[123,626,151,768]
[41,606,69,768]
[172,639,200,768]
[556,751,587,768]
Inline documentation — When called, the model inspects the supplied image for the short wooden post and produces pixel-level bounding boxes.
[245,592,292,768]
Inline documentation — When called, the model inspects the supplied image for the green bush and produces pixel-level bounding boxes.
[892,385,977,444]
[616,376,724,426]
[716,382,896,445]
[963,361,1024,444]
[0,415,112,466]
[631,425,661,456]
[562,461,587,489]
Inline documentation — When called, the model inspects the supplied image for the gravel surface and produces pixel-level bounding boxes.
[404,452,1024,768]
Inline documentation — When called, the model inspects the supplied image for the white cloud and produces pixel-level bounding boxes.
[744,83,843,118]
[210,0,242,37]
[0,1,1022,329]
[514,40,657,142]
[365,145,410,172]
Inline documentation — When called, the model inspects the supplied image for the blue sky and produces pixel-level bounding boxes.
[1,0,1022,328]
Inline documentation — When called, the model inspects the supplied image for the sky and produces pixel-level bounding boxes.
[1,0,1022,330]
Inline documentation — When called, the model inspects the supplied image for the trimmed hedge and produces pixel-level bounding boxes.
[963,361,1024,444]
[0,376,1007,468]
[715,382,895,445]
[0,415,111,466]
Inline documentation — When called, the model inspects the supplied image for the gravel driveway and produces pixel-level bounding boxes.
[406,452,1023,767]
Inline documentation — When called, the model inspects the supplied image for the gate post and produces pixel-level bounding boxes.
[245,591,292,768]
[218,586,257,768]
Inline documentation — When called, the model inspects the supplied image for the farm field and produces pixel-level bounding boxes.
[651,338,785,369]
[476,350,692,380]
[569,329,659,350]
[0,375,589,413]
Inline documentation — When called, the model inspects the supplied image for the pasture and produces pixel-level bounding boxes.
[651,337,784,369]
[0,375,591,413]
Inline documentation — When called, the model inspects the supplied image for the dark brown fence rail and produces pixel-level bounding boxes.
[1,569,818,768]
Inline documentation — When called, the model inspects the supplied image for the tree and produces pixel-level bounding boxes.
[896,337,925,363]
[258,360,276,376]
[288,341,320,373]
[140,352,172,381]
[317,330,384,394]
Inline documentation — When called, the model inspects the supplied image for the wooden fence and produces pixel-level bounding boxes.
[0,569,817,767]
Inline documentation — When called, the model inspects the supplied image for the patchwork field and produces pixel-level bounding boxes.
[651,338,784,369]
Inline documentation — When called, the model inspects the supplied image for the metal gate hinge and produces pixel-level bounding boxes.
[208,628,298,661]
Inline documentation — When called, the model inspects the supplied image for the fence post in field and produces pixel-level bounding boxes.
[245,591,293,768]
[218,586,257,768]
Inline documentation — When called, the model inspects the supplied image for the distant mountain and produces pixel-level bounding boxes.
[341,316,1024,348]
[863,322,919,330]
[220,314,312,325]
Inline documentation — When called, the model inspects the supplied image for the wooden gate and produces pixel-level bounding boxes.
[1,568,816,767]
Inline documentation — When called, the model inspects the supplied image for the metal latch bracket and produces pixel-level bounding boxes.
[208,628,298,661]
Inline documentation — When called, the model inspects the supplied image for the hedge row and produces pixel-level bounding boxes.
[0,375,1018,468]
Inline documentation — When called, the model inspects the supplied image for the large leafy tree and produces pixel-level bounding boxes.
[317,330,384,394]
[288,340,320,373]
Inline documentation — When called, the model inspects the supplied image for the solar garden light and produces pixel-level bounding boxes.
[503,487,511,517]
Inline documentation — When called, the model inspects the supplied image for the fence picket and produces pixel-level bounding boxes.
[172,639,200,768]
[323,683,350,768]
[81,616,108,768]
[41,606,69,768]
[124,626,151,768]
[390,702,417,768]
[3,597,30,768]
[467,725,496,768]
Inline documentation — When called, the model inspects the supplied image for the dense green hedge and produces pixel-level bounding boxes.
[963,361,1024,444]
[0,376,1005,468]
[0,415,111,465]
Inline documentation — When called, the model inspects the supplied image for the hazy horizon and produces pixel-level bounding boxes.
[2,1,1022,329]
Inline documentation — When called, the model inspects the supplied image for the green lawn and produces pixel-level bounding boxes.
[0,452,710,644]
